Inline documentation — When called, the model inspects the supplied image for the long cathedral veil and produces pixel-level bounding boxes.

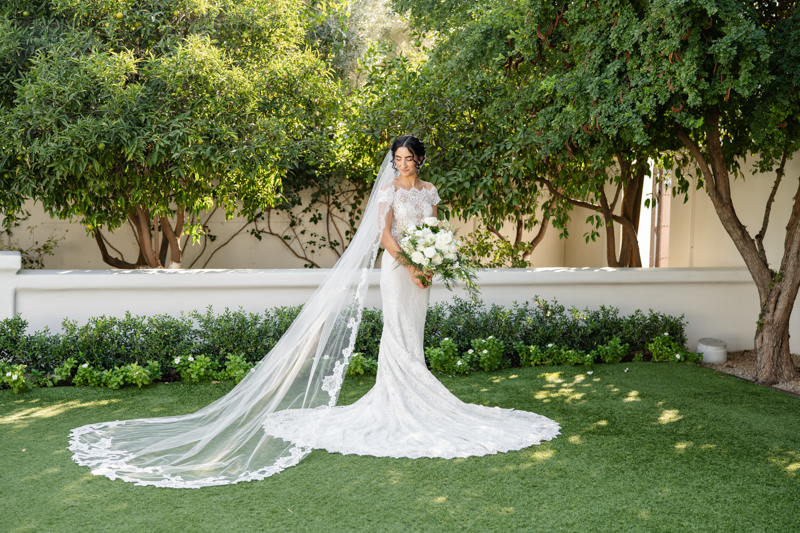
[69,150,399,488]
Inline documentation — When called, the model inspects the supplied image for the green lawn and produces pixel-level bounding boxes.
[2,363,798,533]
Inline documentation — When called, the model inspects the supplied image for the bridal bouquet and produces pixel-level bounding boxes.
[395,217,479,295]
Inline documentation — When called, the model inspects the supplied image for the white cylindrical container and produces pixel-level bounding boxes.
[697,338,727,364]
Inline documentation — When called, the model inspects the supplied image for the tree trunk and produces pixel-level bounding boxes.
[676,109,800,385]
[755,277,800,384]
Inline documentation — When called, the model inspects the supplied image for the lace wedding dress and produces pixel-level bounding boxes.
[260,183,561,458]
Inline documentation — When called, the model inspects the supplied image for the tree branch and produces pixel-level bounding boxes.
[756,145,789,264]
[94,229,138,269]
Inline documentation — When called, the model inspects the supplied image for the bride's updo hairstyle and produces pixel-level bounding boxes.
[390,135,426,172]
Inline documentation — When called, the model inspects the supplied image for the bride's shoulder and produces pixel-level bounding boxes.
[420,180,437,192]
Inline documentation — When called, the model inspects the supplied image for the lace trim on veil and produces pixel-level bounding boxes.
[67,154,396,488]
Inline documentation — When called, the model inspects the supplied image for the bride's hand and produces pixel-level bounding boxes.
[406,265,431,289]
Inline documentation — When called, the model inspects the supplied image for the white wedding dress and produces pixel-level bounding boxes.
[260,183,561,458]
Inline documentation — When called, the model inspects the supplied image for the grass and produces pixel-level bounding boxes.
[2,362,799,533]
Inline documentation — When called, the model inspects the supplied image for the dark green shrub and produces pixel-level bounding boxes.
[0,297,689,390]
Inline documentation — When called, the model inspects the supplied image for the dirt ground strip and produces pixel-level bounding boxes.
[702,350,800,396]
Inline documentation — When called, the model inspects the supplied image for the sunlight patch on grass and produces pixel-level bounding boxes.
[531,449,555,461]
[700,444,716,450]
[595,420,608,426]
[534,387,585,403]
[658,409,683,424]
[675,442,692,453]
[0,399,122,426]
[568,435,582,444]
[768,450,800,475]
[540,372,564,383]
[623,390,641,402]
[432,496,447,504]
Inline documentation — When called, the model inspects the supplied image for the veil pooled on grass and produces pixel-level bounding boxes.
[69,150,398,488]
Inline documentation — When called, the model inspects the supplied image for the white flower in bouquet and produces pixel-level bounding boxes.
[437,232,453,245]
[411,251,425,263]
[423,217,439,227]
[440,219,452,230]
[444,252,456,260]
[432,254,443,266]
[447,242,458,253]
[423,246,437,258]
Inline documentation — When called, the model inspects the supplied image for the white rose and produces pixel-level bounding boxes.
[423,246,437,258]
[432,254,443,266]
[423,217,439,227]
[420,257,430,268]
[410,251,425,264]
[447,243,458,254]
[439,232,453,245]
[444,252,456,260]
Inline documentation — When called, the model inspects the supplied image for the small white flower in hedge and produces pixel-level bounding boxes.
[482,349,488,354]
[663,332,669,336]
[456,360,463,366]
[488,336,493,339]
[586,371,594,375]
[11,374,17,380]
[4,372,10,377]
[547,343,554,348]
[675,354,681,360]
[174,357,181,364]
[468,349,474,354]
[624,368,629,372]
[443,338,449,341]
[81,363,89,368]
[188,356,194,362]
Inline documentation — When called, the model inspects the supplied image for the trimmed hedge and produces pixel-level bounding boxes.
[0,297,687,386]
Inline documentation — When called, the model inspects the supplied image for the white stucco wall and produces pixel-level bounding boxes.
[0,251,790,352]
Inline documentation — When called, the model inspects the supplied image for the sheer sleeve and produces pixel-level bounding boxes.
[428,186,441,206]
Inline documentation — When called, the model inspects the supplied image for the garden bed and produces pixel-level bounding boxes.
[702,350,800,396]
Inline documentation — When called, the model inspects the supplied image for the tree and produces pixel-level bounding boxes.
[395,0,800,383]
[392,0,654,268]
[0,0,338,268]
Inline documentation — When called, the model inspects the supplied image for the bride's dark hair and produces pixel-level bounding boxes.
[390,135,426,171]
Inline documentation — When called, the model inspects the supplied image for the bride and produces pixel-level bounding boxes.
[69,135,560,488]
